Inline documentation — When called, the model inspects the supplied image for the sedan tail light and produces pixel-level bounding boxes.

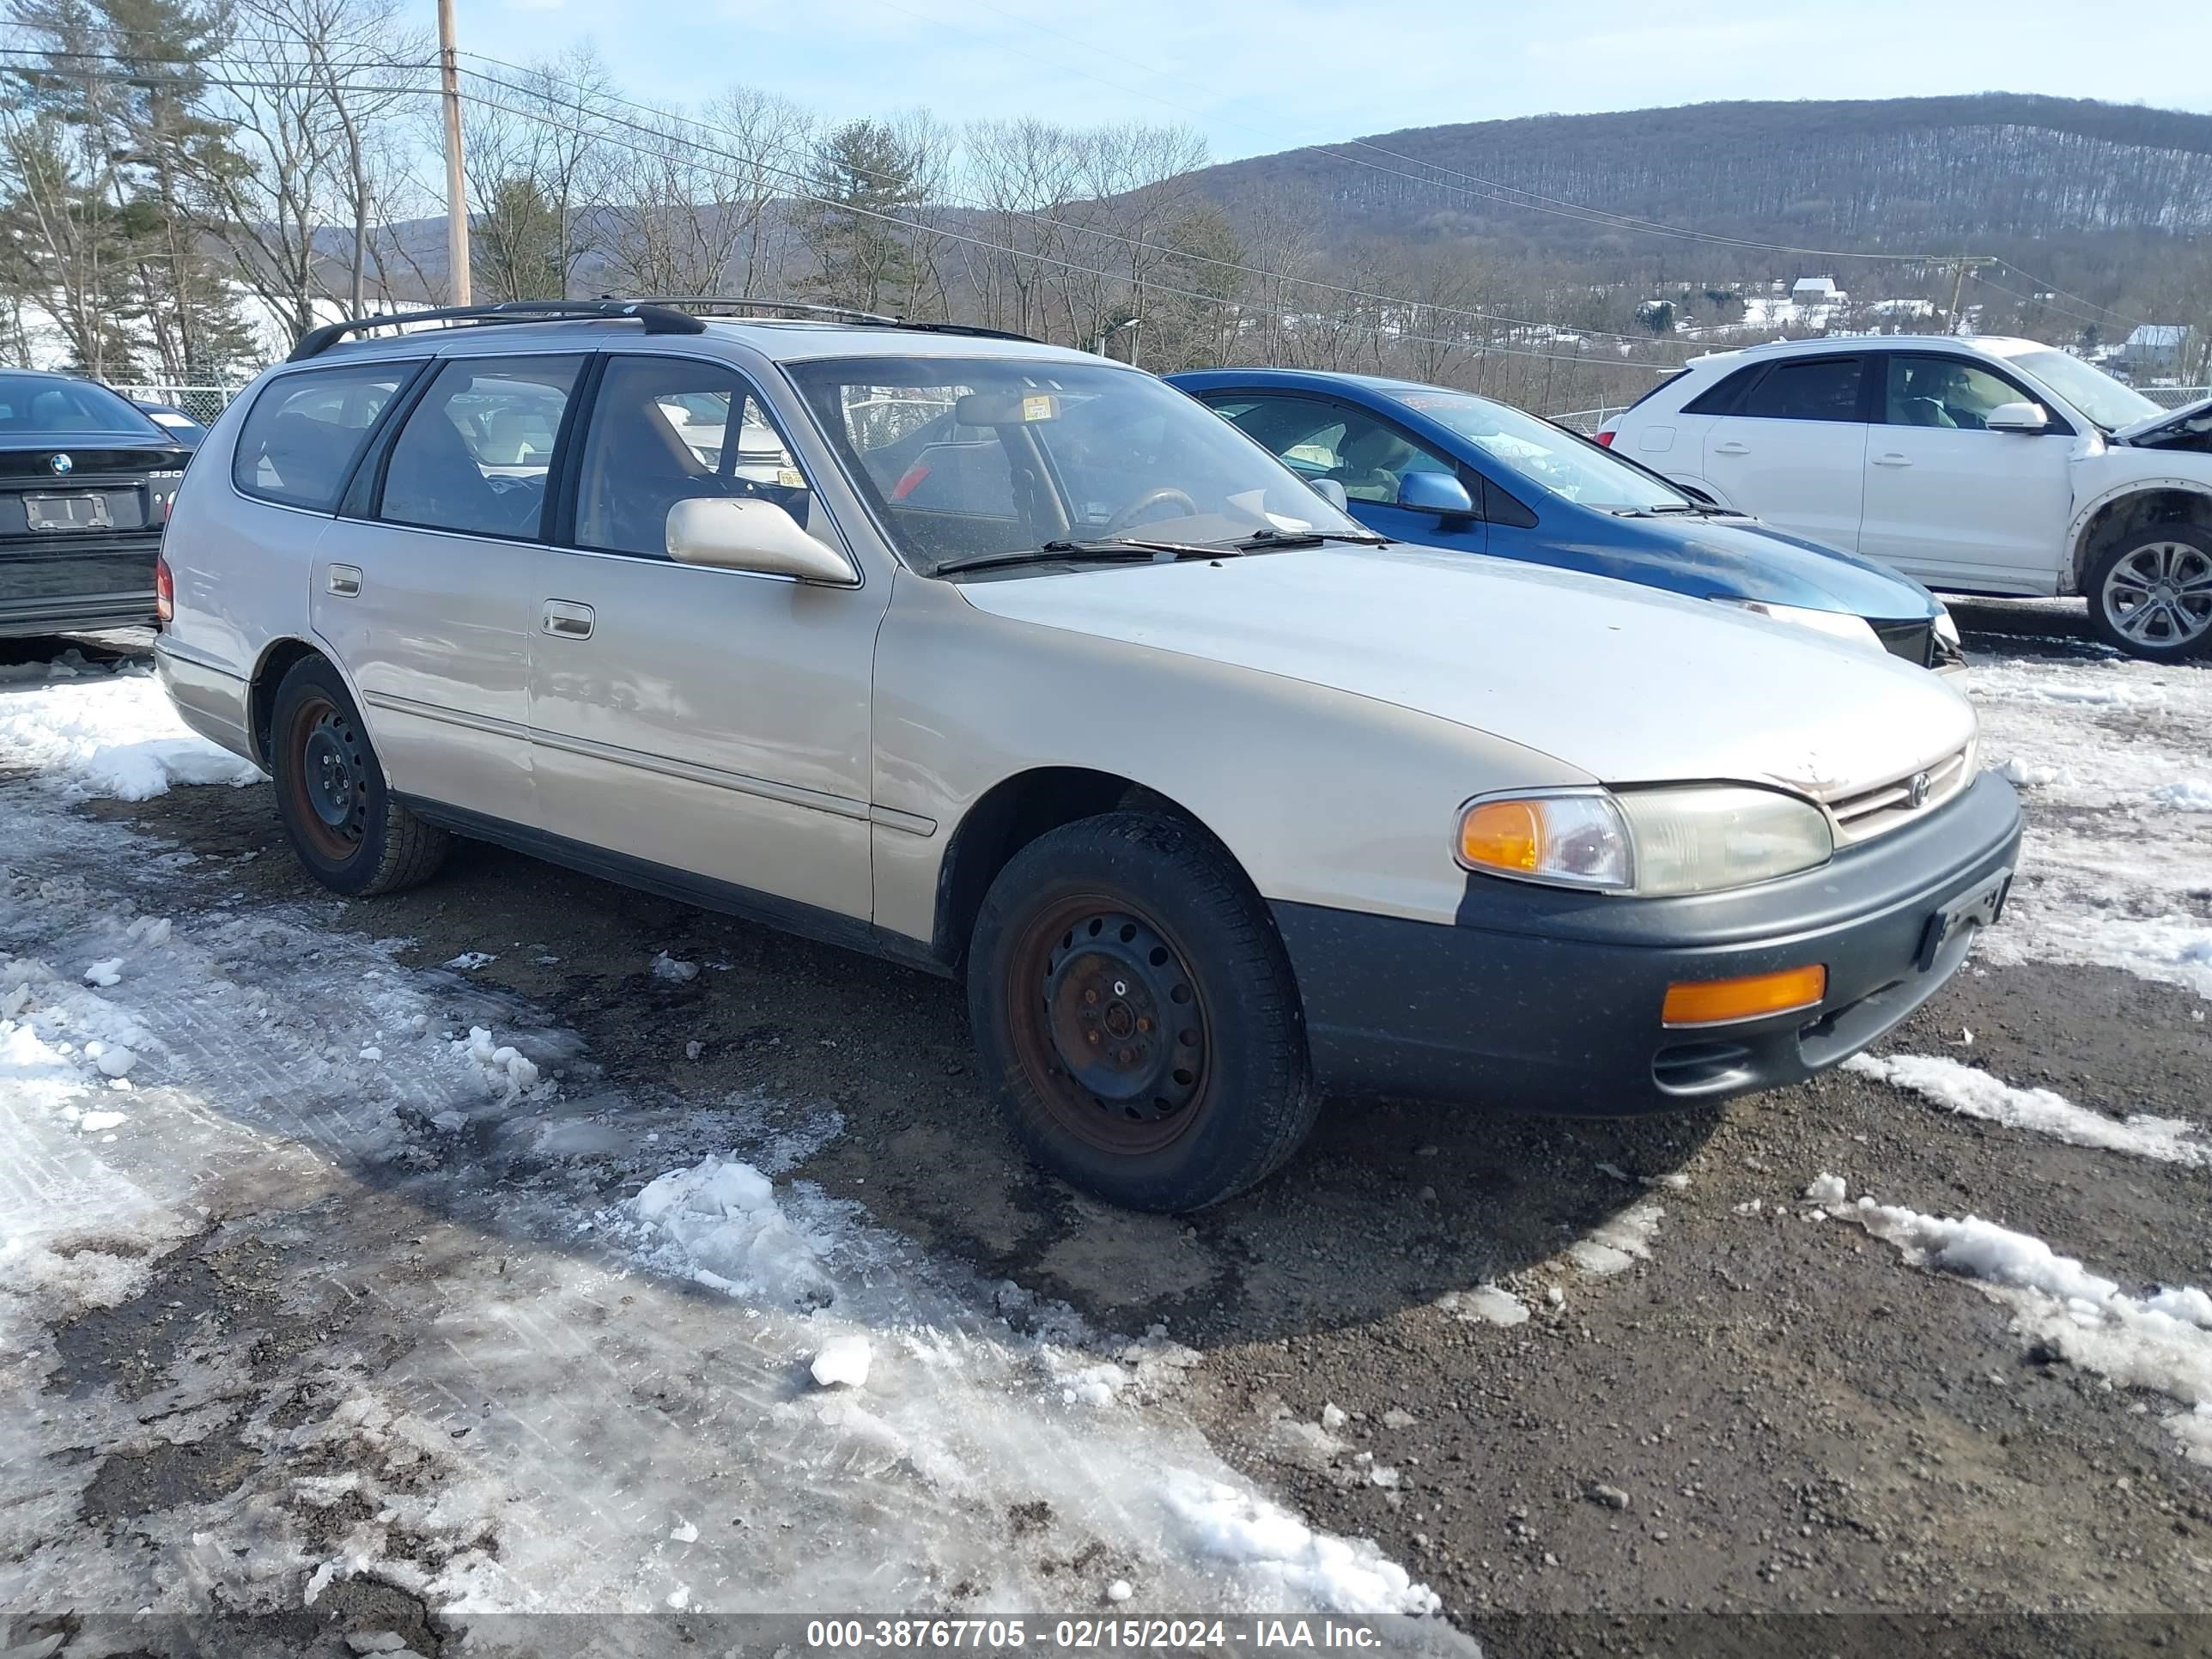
[1593,429,1617,447]
[155,552,173,627]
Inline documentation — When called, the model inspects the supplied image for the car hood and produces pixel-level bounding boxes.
[1591,514,1942,618]
[956,543,1975,796]
[2114,396,2212,448]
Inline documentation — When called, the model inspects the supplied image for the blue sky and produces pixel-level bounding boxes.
[436,0,2212,163]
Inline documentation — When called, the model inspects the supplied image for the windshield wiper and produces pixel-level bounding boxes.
[1218,526,1389,550]
[933,537,1226,576]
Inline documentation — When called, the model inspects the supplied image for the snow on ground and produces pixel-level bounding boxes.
[0,663,1459,1636]
[1850,1194,2212,1466]
[1845,1053,2211,1166]
[1963,643,2212,1000]
[0,649,262,800]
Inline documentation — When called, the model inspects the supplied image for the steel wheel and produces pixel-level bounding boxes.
[1006,895,1212,1158]
[2101,538,2212,650]
[283,692,371,861]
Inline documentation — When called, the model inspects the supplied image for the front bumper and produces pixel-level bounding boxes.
[1273,769,2023,1115]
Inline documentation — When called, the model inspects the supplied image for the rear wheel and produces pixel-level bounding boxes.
[967,811,1318,1212]
[270,655,448,896]
[2087,524,2212,659]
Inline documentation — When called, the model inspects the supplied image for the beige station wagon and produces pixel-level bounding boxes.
[156,301,2022,1211]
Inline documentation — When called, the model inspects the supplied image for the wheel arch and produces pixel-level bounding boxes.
[2068,482,2212,595]
[932,767,1257,972]
[246,636,357,769]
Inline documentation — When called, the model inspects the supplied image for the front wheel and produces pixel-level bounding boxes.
[967,811,1319,1212]
[2087,524,2212,659]
[270,655,450,896]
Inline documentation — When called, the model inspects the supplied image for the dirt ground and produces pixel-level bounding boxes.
[9,601,2188,1658]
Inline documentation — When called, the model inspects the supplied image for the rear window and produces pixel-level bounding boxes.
[0,374,162,437]
[232,363,417,511]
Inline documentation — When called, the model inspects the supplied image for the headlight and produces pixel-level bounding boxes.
[1717,598,1884,655]
[1457,785,1832,896]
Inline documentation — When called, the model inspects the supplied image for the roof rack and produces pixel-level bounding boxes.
[288,300,707,362]
[601,295,1042,344]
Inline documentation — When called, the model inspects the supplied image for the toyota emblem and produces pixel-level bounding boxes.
[1905,770,1932,809]
[48,453,71,476]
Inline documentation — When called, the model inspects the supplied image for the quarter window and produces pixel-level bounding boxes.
[574,356,815,558]
[1881,355,2029,430]
[377,356,580,539]
[233,363,414,512]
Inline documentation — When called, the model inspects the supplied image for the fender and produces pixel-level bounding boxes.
[2064,473,2212,595]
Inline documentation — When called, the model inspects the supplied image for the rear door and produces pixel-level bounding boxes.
[309,352,585,830]
[1696,354,1870,551]
[1857,351,2074,592]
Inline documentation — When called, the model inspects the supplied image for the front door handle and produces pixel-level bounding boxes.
[1872,453,1913,467]
[1713,441,1750,456]
[542,599,594,640]
[326,564,362,598]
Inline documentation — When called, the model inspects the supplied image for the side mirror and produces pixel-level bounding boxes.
[1308,477,1349,510]
[665,497,858,584]
[1984,400,2050,434]
[1396,471,1474,514]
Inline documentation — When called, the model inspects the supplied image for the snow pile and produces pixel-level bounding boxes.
[0,668,262,799]
[1853,1197,2212,1463]
[625,1154,836,1308]
[652,952,699,983]
[2152,779,2212,811]
[1804,1172,1848,1205]
[1442,1285,1530,1327]
[811,1333,873,1389]
[1564,1199,1662,1275]
[456,1025,542,1100]
[1848,1053,2210,1165]
[1160,1473,1441,1616]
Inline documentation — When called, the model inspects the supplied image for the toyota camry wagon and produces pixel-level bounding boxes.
[155,300,2022,1212]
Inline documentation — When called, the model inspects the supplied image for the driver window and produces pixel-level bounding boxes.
[1882,356,2024,431]
[575,356,816,558]
[378,356,580,540]
[1216,395,1455,503]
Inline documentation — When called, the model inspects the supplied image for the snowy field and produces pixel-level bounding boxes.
[2,614,2211,1654]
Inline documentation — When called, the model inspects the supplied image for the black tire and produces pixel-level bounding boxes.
[269,655,449,896]
[967,811,1319,1212]
[2085,522,2212,660]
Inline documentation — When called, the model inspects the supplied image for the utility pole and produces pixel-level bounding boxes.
[438,0,471,305]
[1943,255,1972,337]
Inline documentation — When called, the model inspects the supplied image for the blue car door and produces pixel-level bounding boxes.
[1200,392,1486,555]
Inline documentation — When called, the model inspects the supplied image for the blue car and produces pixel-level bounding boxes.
[1165,368,1960,671]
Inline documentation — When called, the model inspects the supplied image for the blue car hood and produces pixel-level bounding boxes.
[1569,514,1940,620]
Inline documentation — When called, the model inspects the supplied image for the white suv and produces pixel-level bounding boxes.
[1601,336,2212,659]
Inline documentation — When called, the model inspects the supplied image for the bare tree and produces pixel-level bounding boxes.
[461,46,619,302]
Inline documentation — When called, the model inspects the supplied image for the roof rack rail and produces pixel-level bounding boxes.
[288,300,707,362]
[599,295,1042,344]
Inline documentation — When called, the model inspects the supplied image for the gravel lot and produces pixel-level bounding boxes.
[3,603,2210,1657]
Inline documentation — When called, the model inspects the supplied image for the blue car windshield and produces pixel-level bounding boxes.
[1384,387,1687,512]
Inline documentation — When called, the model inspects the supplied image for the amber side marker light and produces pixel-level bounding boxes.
[1662,964,1827,1028]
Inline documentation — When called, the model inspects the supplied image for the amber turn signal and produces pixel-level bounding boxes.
[1661,963,1827,1028]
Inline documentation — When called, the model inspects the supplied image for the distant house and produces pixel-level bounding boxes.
[2124,325,2193,375]
[1792,276,1848,307]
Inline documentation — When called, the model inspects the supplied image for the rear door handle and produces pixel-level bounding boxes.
[1873,453,1913,467]
[1713,441,1750,456]
[542,599,594,640]
[326,564,362,598]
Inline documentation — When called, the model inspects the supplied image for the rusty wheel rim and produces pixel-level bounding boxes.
[285,693,369,861]
[1006,894,1212,1158]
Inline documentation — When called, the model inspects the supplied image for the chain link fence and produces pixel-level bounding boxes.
[111,384,240,425]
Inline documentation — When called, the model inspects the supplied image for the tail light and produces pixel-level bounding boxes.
[155,553,173,627]
[1593,429,1617,447]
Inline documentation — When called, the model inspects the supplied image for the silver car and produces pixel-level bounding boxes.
[155,300,2022,1212]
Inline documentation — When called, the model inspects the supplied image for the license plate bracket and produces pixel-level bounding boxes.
[24,492,112,532]
[1917,868,2011,972]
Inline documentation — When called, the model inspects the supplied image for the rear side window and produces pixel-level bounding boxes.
[377,356,582,541]
[232,364,414,511]
[1683,357,1864,422]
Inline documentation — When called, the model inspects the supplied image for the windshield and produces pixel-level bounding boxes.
[0,374,164,437]
[787,356,1367,573]
[2000,348,2163,433]
[1381,386,1688,511]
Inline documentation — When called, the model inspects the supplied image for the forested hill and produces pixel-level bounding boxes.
[1192,94,2212,268]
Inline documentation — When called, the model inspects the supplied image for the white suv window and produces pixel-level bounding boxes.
[1732,356,1864,422]
[1881,355,2028,431]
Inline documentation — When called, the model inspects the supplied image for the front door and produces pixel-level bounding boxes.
[1857,352,2075,592]
[311,352,582,828]
[1698,353,1870,552]
[526,352,885,921]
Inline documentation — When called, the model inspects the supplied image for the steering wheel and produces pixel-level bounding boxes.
[1104,486,1200,537]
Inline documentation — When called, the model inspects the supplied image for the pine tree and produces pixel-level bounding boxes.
[799,120,926,314]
